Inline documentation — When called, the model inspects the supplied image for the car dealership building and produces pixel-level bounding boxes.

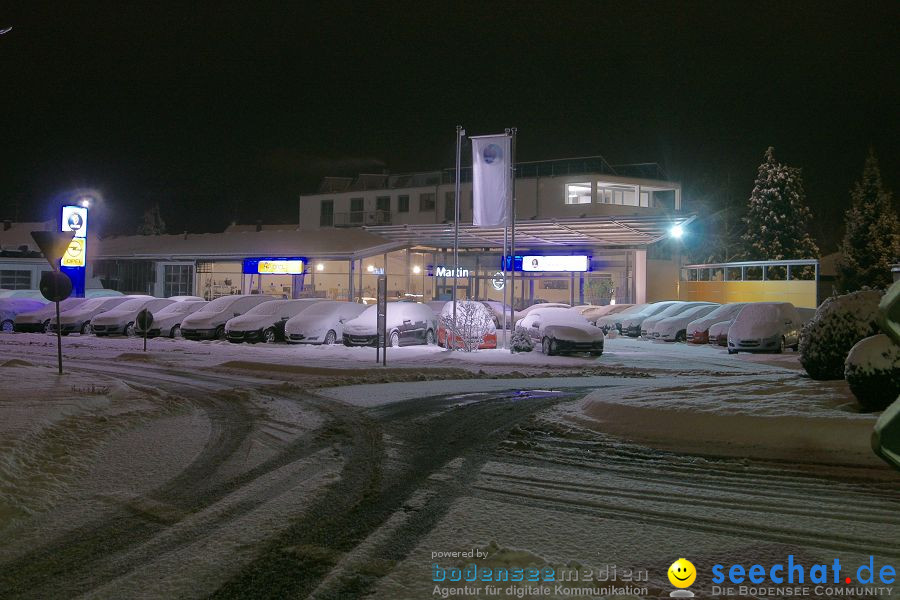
[2,156,696,306]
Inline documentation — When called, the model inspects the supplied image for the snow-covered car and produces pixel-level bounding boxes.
[708,320,731,346]
[90,297,178,336]
[180,294,275,340]
[646,303,720,342]
[437,300,498,349]
[594,303,648,332]
[614,301,684,337]
[285,300,368,345]
[134,300,208,338]
[516,307,604,356]
[640,302,717,339]
[225,299,324,343]
[517,303,570,319]
[343,302,437,347]
[579,304,635,324]
[686,303,747,344]
[49,295,146,335]
[13,298,89,332]
[1,299,46,333]
[727,302,803,354]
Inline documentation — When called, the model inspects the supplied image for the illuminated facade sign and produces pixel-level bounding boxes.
[503,255,591,272]
[61,206,88,237]
[242,257,305,275]
[433,266,470,278]
[61,237,86,267]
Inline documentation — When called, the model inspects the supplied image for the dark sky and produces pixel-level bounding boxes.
[2,1,898,248]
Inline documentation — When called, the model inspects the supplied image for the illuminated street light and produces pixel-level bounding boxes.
[669,224,684,239]
[79,197,91,208]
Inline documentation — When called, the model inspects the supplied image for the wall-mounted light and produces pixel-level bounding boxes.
[316,263,325,271]
[412,265,421,274]
[669,224,684,239]
[367,264,375,273]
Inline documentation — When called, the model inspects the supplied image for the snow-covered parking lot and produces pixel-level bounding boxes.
[0,332,896,599]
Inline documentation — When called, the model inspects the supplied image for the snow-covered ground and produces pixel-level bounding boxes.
[0,331,895,599]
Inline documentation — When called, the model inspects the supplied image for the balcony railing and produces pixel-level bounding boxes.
[333,210,393,227]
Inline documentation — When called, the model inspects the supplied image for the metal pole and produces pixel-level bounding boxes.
[55,300,62,375]
[502,225,508,348]
[508,127,517,351]
[452,125,464,350]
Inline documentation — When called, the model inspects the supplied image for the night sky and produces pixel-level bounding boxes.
[2,2,898,249]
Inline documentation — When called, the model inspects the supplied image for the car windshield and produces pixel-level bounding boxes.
[246,302,279,316]
[703,303,743,320]
[76,298,108,310]
[298,302,339,318]
[157,302,201,316]
[113,299,149,311]
[199,296,242,312]
[614,305,645,316]
[738,303,780,321]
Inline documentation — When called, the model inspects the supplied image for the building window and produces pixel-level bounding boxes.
[419,192,435,212]
[444,191,455,221]
[350,197,364,223]
[0,270,31,289]
[541,279,569,290]
[320,200,333,227]
[565,183,591,204]
[398,195,409,213]
[164,264,194,297]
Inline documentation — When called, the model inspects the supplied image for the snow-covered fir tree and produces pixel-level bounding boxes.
[740,147,819,261]
[137,203,167,235]
[837,149,900,291]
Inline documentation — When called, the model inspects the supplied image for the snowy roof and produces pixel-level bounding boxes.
[95,228,403,261]
[0,221,56,252]
[366,214,696,248]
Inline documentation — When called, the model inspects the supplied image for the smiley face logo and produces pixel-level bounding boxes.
[668,558,696,588]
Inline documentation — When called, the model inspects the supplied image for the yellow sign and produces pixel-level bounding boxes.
[61,238,86,267]
[257,260,303,275]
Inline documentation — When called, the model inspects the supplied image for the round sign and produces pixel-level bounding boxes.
[483,143,502,165]
[136,308,154,331]
[39,271,73,302]
[491,271,505,291]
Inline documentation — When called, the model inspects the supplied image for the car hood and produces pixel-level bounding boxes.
[58,307,104,324]
[225,314,275,332]
[343,320,378,336]
[285,316,330,337]
[181,311,228,329]
[544,324,604,342]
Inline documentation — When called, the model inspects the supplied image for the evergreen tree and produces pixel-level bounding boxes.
[137,203,167,235]
[740,147,819,261]
[837,149,900,291]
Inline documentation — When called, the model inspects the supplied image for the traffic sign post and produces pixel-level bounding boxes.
[32,231,76,375]
[136,309,153,352]
[376,275,387,366]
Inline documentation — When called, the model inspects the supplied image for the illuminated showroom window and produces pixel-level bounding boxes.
[565,182,591,204]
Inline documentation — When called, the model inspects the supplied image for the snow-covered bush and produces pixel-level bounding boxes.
[510,328,534,353]
[799,289,883,380]
[440,301,495,352]
[845,334,900,411]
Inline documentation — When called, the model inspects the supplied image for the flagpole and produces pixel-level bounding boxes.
[502,222,508,348]
[507,127,517,352]
[451,125,464,350]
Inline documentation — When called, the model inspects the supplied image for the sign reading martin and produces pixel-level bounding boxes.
[472,134,511,227]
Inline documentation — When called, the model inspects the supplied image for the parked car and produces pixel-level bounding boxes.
[641,302,717,339]
[49,295,147,335]
[708,320,731,347]
[91,297,178,336]
[134,300,208,338]
[579,304,635,324]
[516,307,604,356]
[437,300,498,349]
[285,300,368,345]
[647,303,720,342]
[343,302,437,347]
[13,297,89,332]
[517,303,570,319]
[1,299,46,333]
[685,303,747,344]
[225,299,323,343]
[615,301,684,337]
[595,303,649,332]
[727,302,803,354]
[180,294,275,340]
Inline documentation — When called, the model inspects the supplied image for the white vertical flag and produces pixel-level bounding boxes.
[472,134,511,227]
